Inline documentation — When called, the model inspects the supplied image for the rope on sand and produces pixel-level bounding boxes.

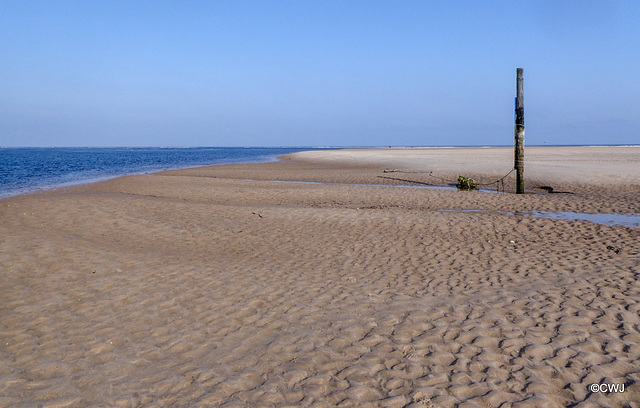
[382,168,516,193]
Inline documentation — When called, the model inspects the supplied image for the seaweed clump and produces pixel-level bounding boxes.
[457,176,478,190]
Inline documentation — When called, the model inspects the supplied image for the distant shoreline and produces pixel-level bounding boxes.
[2,144,639,149]
[2,145,638,201]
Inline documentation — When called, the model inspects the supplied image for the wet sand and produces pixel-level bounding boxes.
[1,147,639,407]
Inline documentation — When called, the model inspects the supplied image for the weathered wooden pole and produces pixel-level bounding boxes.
[514,68,525,194]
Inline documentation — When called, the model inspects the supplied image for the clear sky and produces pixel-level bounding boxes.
[1,1,638,147]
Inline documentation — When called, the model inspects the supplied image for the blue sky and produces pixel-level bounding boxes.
[1,1,638,147]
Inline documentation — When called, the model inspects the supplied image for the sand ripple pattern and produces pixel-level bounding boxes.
[1,162,639,407]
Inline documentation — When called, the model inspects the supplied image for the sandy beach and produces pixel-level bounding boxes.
[1,147,639,407]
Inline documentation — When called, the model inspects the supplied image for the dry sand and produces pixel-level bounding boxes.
[1,147,639,407]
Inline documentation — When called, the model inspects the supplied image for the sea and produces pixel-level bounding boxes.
[0,147,324,200]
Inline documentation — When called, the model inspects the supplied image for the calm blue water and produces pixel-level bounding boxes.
[0,147,319,199]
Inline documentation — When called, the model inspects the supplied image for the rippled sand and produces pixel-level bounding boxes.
[1,147,639,407]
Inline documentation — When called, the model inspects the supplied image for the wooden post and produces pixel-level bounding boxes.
[514,68,525,194]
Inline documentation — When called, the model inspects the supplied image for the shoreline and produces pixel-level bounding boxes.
[1,146,639,406]
[2,145,639,201]
[0,147,311,201]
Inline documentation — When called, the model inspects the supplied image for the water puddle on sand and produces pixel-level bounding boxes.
[253,179,639,228]
[439,210,640,229]
[261,179,468,192]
